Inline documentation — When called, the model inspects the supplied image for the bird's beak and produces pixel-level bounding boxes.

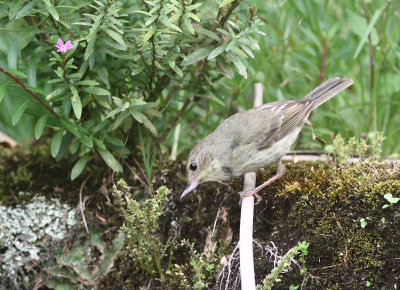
[180,179,199,200]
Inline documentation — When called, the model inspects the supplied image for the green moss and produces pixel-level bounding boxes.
[252,161,400,289]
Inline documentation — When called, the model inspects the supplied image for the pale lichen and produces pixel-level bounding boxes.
[0,193,77,276]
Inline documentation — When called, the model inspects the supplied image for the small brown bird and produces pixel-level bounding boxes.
[181,77,353,200]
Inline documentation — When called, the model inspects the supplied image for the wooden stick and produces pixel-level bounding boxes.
[240,83,263,289]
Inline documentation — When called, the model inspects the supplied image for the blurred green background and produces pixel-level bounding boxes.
[177,0,400,157]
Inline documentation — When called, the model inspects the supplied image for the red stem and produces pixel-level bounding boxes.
[0,67,60,119]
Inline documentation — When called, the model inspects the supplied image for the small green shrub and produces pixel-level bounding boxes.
[257,241,310,290]
[113,180,173,283]
[0,0,263,180]
[325,132,386,163]
[113,179,216,287]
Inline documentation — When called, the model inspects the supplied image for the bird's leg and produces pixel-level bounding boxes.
[240,159,286,204]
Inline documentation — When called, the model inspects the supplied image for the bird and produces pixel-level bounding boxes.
[180,77,353,201]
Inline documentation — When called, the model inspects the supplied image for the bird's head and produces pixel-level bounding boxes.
[180,142,232,200]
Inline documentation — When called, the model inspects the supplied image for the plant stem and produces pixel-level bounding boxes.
[0,67,60,119]
[219,0,241,28]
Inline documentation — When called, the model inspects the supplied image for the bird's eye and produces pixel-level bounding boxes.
[189,161,197,171]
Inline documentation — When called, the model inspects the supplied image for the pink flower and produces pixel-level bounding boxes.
[55,38,73,53]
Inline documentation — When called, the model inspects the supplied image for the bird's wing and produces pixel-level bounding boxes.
[255,100,313,150]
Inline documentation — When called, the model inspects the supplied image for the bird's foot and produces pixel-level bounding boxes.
[239,190,263,205]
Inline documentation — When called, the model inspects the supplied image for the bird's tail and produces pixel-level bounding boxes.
[302,77,353,110]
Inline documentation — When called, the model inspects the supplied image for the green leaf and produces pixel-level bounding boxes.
[188,12,200,22]
[27,62,37,88]
[3,69,26,79]
[105,135,124,147]
[71,154,89,180]
[216,28,230,37]
[149,4,161,14]
[51,51,63,62]
[44,0,59,20]
[0,81,11,104]
[129,108,143,123]
[97,147,122,172]
[240,44,254,58]
[51,129,63,158]
[130,109,157,135]
[383,193,400,204]
[84,36,97,61]
[47,5,59,21]
[46,86,68,101]
[230,54,247,79]
[80,135,94,148]
[197,28,221,41]
[93,95,111,108]
[9,0,24,20]
[107,107,123,119]
[142,115,158,136]
[35,114,48,140]
[187,3,202,11]
[11,100,29,126]
[167,57,175,69]
[145,14,158,26]
[76,80,99,86]
[219,0,235,8]
[160,15,182,32]
[59,119,82,138]
[8,39,18,70]
[15,0,39,19]
[143,26,156,42]
[69,85,82,119]
[131,10,151,16]
[82,86,110,95]
[184,19,195,35]
[181,47,213,66]
[172,65,183,77]
[207,43,228,60]
[353,4,385,59]
[87,13,104,42]
[58,121,92,149]
[103,28,127,50]
[231,47,248,58]
[94,138,106,150]
[131,98,147,106]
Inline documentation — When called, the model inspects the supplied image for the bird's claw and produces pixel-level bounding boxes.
[239,190,263,205]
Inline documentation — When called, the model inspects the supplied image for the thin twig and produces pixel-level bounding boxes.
[219,1,241,28]
[159,97,191,143]
[123,160,148,189]
[132,156,149,192]
[0,67,60,119]
[79,175,91,234]
[239,83,263,290]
